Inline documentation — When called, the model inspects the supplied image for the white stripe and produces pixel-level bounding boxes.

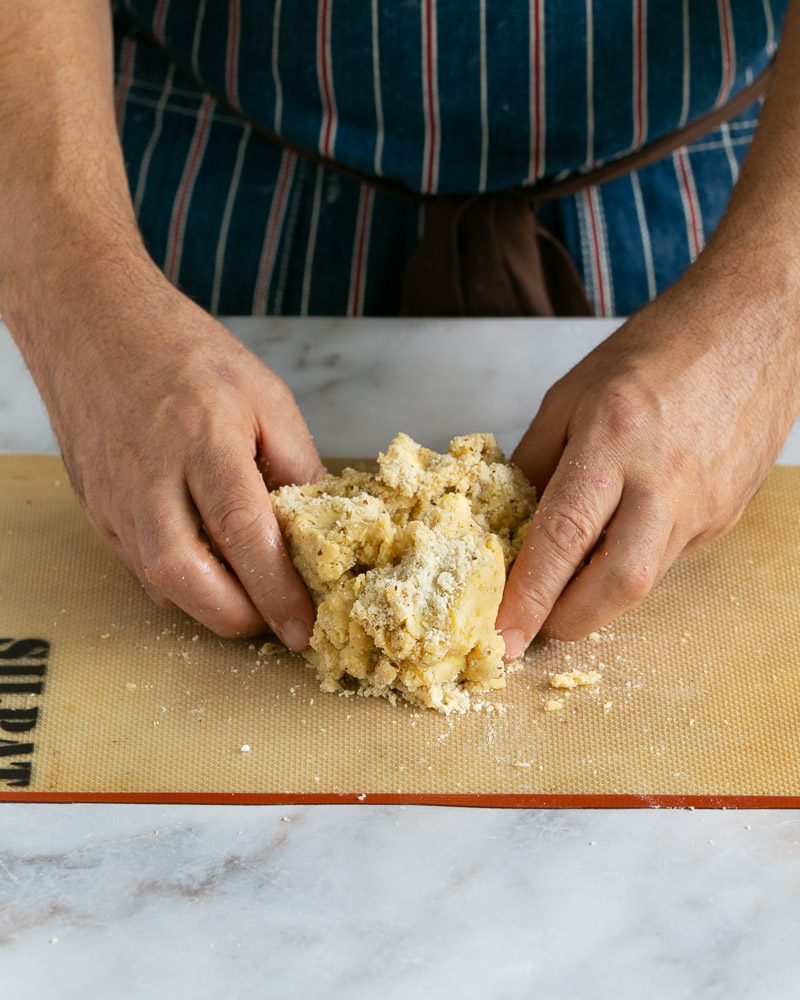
[272,0,284,133]
[124,91,246,128]
[630,172,657,302]
[478,0,489,191]
[585,0,594,168]
[716,0,736,107]
[681,134,751,154]
[300,166,326,315]
[591,188,615,317]
[678,0,691,127]
[575,192,600,309]
[133,63,176,214]
[527,0,546,181]
[371,0,385,176]
[761,0,776,53]
[209,124,251,315]
[190,0,207,78]
[719,122,740,185]
[252,152,297,314]
[164,95,215,284]
[674,150,703,261]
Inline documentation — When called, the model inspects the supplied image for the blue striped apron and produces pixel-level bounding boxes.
[111,1,785,317]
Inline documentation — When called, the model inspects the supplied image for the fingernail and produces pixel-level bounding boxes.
[500,628,527,662]
[282,618,312,652]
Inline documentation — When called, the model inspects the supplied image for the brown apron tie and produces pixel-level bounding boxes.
[400,193,593,317]
[399,69,772,318]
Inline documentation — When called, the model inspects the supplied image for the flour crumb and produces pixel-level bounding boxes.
[550,669,602,690]
[545,698,565,712]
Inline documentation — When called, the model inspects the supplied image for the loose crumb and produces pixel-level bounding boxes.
[550,669,602,690]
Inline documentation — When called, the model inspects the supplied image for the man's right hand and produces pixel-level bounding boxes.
[31,261,324,647]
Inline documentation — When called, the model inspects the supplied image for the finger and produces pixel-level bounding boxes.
[256,383,327,489]
[540,487,675,641]
[134,484,265,639]
[496,443,623,659]
[511,385,571,497]
[93,517,168,602]
[187,444,316,651]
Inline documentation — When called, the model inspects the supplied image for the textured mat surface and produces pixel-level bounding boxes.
[1,456,799,807]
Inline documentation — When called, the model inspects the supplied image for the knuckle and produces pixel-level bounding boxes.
[143,584,176,611]
[143,550,190,595]
[211,613,262,640]
[538,506,597,561]
[602,387,649,439]
[206,500,266,548]
[607,560,656,605]
[539,382,563,413]
[268,374,295,407]
[507,574,553,629]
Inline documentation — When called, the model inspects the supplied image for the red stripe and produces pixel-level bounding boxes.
[253,153,294,312]
[717,0,735,104]
[423,0,438,193]
[114,37,135,125]
[633,0,646,147]
[3,791,799,809]
[153,0,170,42]
[349,187,374,316]
[584,190,607,317]
[164,96,214,282]
[319,0,335,157]
[226,0,241,109]
[531,0,544,178]
[676,149,702,259]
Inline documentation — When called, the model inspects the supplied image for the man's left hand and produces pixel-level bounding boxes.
[496,266,800,658]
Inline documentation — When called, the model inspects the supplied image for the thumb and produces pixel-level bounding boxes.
[257,395,327,489]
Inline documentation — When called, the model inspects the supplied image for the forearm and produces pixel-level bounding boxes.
[693,0,800,308]
[0,1,155,361]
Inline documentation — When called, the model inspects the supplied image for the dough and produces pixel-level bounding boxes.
[272,433,535,713]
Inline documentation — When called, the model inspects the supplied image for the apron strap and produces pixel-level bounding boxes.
[400,194,593,317]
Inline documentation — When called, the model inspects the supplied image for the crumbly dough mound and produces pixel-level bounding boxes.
[272,433,535,713]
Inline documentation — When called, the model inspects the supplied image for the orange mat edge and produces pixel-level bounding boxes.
[3,791,798,809]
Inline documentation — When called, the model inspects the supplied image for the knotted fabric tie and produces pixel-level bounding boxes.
[400,193,594,317]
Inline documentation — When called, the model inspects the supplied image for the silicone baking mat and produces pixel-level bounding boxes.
[1,456,799,808]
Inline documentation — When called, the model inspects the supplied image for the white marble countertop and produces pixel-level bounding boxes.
[2,317,799,999]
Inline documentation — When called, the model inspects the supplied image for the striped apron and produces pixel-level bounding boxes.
[111,1,785,317]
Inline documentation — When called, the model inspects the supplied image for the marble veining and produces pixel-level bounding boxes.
[2,318,799,999]
[1,805,799,999]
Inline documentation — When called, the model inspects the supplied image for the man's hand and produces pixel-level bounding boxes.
[0,1,321,647]
[497,268,800,657]
[498,0,800,658]
[39,267,324,646]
